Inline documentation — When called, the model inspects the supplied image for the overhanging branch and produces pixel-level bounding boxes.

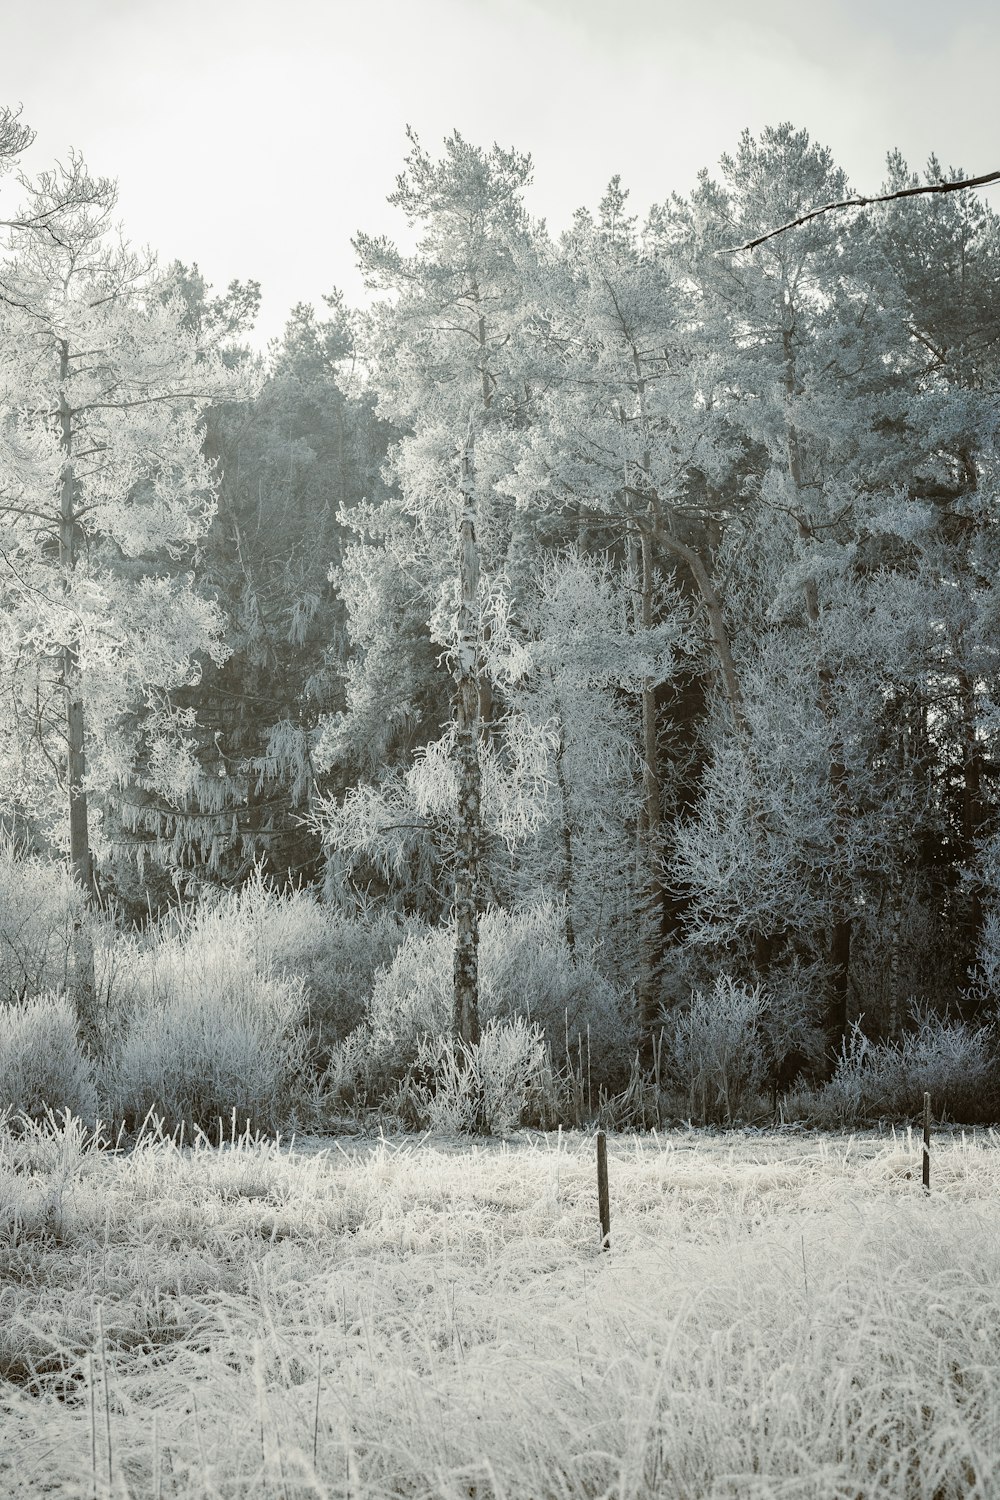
[716,171,1000,255]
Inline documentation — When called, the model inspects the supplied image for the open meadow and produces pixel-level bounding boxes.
[2,1120,1000,1499]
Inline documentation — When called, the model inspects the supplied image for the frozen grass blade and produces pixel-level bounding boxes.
[98,1306,112,1491]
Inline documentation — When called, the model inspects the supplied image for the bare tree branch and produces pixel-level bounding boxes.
[716,171,1000,255]
[0,104,34,165]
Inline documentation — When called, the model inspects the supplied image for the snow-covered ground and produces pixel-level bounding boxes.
[2,1118,999,1497]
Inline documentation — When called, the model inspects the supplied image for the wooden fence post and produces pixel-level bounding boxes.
[596,1130,611,1251]
[922,1092,931,1193]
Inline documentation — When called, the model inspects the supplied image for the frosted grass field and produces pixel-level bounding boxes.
[2,1120,1000,1498]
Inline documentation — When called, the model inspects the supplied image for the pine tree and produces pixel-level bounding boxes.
[0,146,256,1023]
[666,124,997,1052]
[339,129,540,1045]
[501,178,715,1026]
[116,284,387,900]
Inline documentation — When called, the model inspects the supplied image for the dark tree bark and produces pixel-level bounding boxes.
[57,339,97,1040]
[783,330,851,1057]
[717,171,1000,255]
[452,431,482,1047]
[550,694,576,953]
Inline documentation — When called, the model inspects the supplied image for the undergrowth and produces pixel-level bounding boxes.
[0,853,997,1136]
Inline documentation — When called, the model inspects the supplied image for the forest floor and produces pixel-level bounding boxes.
[2,1119,999,1499]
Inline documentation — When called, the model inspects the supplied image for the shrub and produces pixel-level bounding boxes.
[0,842,83,1004]
[367,923,452,1045]
[165,873,417,1064]
[788,1010,999,1126]
[96,875,426,1132]
[361,903,633,1098]
[0,994,97,1124]
[481,904,633,1088]
[756,956,829,1089]
[301,911,420,1059]
[968,909,1000,1011]
[102,914,307,1136]
[399,1017,556,1135]
[663,975,769,1124]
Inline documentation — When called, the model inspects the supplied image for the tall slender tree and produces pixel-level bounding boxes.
[502,180,718,1024]
[342,129,539,1044]
[0,148,256,1023]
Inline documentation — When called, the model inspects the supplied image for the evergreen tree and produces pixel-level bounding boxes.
[325,129,541,1044]
[0,147,256,1023]
[120,287,388,898]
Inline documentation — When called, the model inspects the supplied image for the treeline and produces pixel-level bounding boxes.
[2,107,1000,1101]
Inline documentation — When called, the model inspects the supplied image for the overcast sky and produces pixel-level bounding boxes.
[4,0,998,347]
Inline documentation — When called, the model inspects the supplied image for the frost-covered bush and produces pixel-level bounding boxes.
[102,912,307,1135]
[366,922,452,1049]
[882,1009,996,1120]
[155,874,416,1064]
[968,909,1000,1011]
[341,920,459,1112]
[300,911,419,1059]
[0,993,97,1124]
[483,904,632,1081]
[0,842,82,1004]
[400,1018,555,1135]
[98,876,421,1131]
[660,946,825,1102]
[756,956,829,1084]
[664,975,769,1124]
[789,1011,999,1126]
[363,902,632,1094]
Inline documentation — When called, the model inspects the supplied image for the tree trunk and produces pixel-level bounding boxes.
[58,346,93,898]
[652,523,747,737]
[628,354,668,1033]
[57,340,98,1041]
[638,512,664,1032]
[887,864,903,1041]
[449,283,497,1051]
[957,665,984,984]
[626,523,647,897]
[783,328,851,1057]
[823,695,852,1051]
[453,430,482,1047]
[550,692,576,952]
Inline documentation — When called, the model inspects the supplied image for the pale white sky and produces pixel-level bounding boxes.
[4,0,998,346]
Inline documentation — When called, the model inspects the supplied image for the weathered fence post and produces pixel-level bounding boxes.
[596,1130,611,1251]
[922,1092,931,1193]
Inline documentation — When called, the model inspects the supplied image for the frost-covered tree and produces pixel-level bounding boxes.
[506,551,687,988]
[870,154,1000,998]
[323,129,542,1044]
[0,144,256,1018]
[660,126,1000,1051]
[113,285,388,900]
[501,179,719,1022]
